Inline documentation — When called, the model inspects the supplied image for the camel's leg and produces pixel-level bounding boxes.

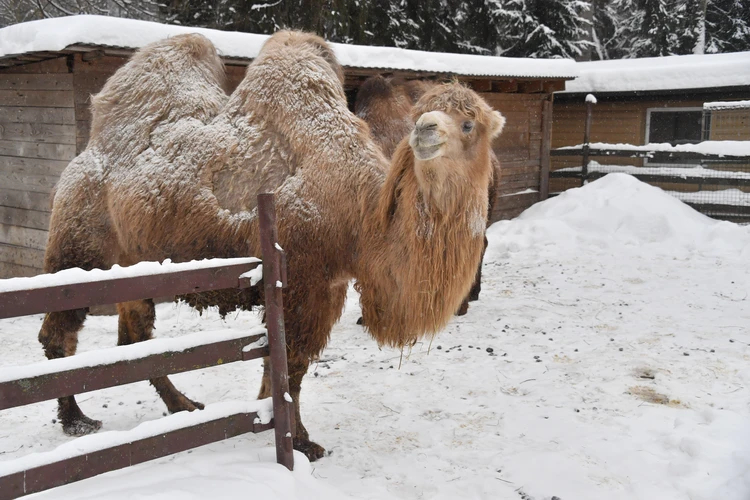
[117,299,204,413]
[39,308,103,435]
[258,280,346,462]
[457,235,488,316]
[258,355,322,460]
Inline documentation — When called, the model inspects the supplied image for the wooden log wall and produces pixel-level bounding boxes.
[0,51,554,277]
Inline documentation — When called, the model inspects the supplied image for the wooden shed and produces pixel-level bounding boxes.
[551,52,750,194]
[0,15,576,278]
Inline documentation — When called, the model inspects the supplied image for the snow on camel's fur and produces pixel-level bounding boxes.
[355,75,504,315]
[39,31,506,461]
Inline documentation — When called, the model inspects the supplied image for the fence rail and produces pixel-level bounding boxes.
[0,193,294,499]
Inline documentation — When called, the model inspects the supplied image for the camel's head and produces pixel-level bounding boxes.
[408,83,505,163]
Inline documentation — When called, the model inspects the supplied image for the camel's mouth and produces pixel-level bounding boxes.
[409,130,445,161]
[412,143,444,161]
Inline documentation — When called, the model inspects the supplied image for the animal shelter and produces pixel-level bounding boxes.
[0,15,577,278]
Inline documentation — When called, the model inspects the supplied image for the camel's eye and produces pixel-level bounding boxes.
[462,121,474,133]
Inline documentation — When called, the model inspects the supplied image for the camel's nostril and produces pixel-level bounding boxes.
[417,122,438,133]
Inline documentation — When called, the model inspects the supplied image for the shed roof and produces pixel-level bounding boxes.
[562,51,750,95]
[0,15,578,80]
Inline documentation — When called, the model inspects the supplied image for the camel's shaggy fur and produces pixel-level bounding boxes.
[40,31,505,460]
[355,75,504,314]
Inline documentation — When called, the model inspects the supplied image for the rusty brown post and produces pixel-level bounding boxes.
[581,95,595,186]
[257,193,294,471]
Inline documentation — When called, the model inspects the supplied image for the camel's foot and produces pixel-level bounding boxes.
[456,301,469,316]
[62,414,102,436]
[165,395,205,414]
[294,438,326,462]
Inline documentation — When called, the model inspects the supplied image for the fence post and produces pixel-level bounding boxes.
[582,94,596,186]
[257,193,295,471]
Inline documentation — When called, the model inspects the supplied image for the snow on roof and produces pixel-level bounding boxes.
[0,15,578,80]
[704,100,750,111]
[562,52,750,94]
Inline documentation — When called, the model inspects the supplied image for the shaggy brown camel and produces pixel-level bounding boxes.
[39,31,505,461]
[355,74,502,315]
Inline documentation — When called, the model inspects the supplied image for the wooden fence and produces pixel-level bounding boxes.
[550,97,750,223]
[550,147,750,222]
[0,193,293,498]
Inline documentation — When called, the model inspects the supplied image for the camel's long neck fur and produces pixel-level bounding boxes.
[356,140,491,348]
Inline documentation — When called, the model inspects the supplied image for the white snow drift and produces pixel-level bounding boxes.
[0,173,748,500]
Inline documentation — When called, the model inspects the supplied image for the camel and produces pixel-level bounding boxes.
[39,31,506,461]
[355,75,502,315]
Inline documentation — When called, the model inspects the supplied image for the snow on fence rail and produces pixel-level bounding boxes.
[0,193,295,499]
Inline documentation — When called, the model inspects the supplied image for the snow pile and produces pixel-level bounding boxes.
[0,15,577,79]
[487,173,750,258]
[563,51,750,93]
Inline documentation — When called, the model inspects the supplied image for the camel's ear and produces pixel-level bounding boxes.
[489,110,506,139]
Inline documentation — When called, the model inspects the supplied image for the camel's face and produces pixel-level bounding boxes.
[409,108,502,162]
[410,84,506,164]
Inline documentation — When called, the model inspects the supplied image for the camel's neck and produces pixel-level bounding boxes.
[355,144,490,348]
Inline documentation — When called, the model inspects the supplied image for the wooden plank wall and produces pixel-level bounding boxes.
[0,58,75,278]
[482,92,548,221]
[710,109,750,140]
[550,99,704,193]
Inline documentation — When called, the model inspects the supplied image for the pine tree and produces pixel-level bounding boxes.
[488,0,592,58]
[590,0,621,59]
[705,0,750,52]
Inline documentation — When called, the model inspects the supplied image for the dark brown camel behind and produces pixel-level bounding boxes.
[355,75,500,315]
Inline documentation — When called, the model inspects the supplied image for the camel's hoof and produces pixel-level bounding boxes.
[294,438,326,462]
[456,302,469,316]
[167,397,204,414]
[62,415,102,436]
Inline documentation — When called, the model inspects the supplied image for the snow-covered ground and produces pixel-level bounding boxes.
[1,174,749,500]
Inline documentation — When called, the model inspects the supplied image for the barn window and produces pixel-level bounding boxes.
[645,108,703,146]
[645,107,703,166]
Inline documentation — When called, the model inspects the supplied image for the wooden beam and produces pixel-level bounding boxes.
[0,260,260,319]
[81,50,105,62]
[0,90,74,108]
[0,74,73,91]
[543,80,566,93]
[519,81,545,93]
[0,140,75,161]
[0,411,273,500]
[0,332,267,410]
[468,79,492,92]
[492,80,518,93]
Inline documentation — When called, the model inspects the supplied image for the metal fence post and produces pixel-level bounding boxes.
[582,95,595,186]
[257,193,295,471]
